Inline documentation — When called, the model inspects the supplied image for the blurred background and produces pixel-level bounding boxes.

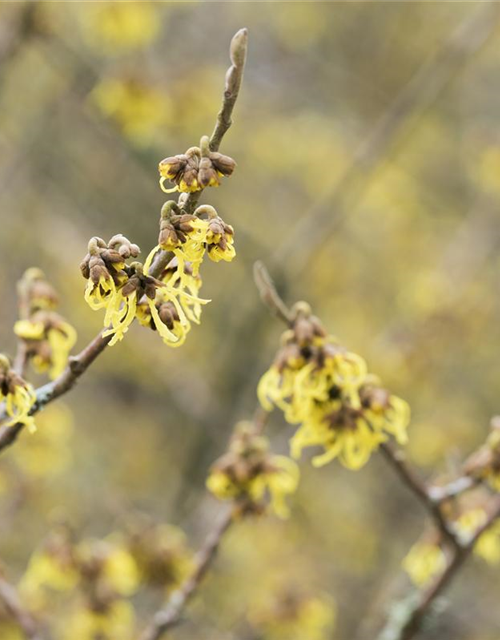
[1,2,500,638]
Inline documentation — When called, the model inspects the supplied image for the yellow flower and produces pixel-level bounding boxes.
[20,548,79,610]
[137,295,189,348]
[475,520,500,564]
[139,255,210,347]
[15,316,77,380]
[0,356,36,432]
[255,455,300,519]
[165,262,205,325]
[207,423,300,518]
[158,139,236,194]
[13,319,44,341]
[258,318,410,471]
[101,288,138,346]
[84,273,118,311]
[204,213,236,263]
[402,541,446,587]
[454,509,500,565]
[257,365,299,418]
[128,523,193,592]
[77,539,139,597]
[291,407,386,471]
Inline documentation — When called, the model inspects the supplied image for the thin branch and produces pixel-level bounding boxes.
[379,443,458,546]
[0,28,248,455]
[428,475,480,503]
[209,28,248,152]
[0,574,43,640]
[139,506,234,640]
[254,261,293,327]
[148,27,248,278]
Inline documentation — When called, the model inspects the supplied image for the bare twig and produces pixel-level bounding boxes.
[148,28,248,278]
[428,475,480,503]
[379,443,458,546]
[0,574,42,640]
[210,28,248,152]
[139,506,234,640]
[0,28,248,455]
[254,261,293,327]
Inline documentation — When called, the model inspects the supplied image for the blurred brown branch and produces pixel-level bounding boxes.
[139,505,234,640]
[379,442,458,546]
[0,4,40,72]
[0,573,42,640]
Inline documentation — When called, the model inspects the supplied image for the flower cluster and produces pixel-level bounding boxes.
[17,518,196,640]
[20,525,138,640]
[80,234,194,347]
[258,303,410,470]
[206,421,299,518]
[126,521,193,592]
[159,135,236,193]
[0,355,36,431]
[82,193,235,348]
[249,589,335,640]
[14,268,77,379]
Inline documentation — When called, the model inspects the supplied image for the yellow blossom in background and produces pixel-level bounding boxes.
[90,79,173,146]
[127,523,193,592]
[76,538,140,598]
[13,403,73,479]
[402,541,446,587]
[20,548,79,611]
[79,3,160,54]
[14,316,77,380]
[475,521,500,565]
[250,591,336,640]
[62,600,135,640]
[454,509,500,565]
